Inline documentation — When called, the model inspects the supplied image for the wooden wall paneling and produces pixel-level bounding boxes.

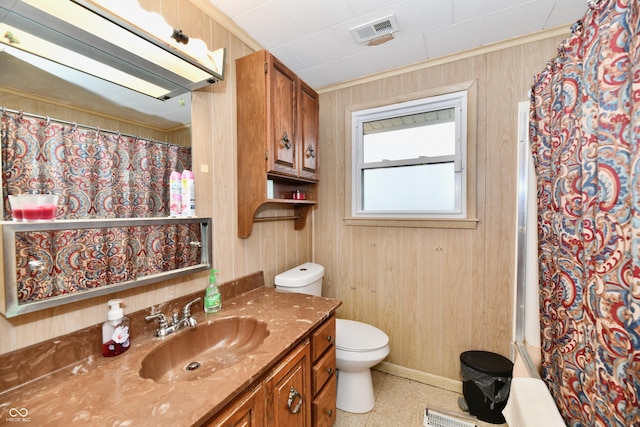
[1,0,315,355]
[315,32,566,382]
[378,226,402,364]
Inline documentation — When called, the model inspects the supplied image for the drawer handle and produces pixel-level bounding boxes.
[326,367,333,375]
[325,409,333,417]
[287,386,303,414]
[281,131,292,150]
[327,335,333,343]
[306,144,316,158]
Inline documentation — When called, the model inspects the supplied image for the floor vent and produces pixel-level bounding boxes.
[423,407,477,427]
[350,15,399,44]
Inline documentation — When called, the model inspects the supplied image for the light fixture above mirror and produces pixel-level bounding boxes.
[0,0,226,100]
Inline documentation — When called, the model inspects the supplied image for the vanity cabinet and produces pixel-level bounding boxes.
[265,340,311,427]
[205,383,264,427]
[311,316,337,427]
[236,50,319,238]
[203,315,336,427]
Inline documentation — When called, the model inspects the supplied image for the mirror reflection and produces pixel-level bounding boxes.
[0,46,192,137]
[0,3,206,318]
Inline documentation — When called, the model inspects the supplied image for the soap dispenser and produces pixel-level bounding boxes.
[102,299,131,357]
[204,269,221,313]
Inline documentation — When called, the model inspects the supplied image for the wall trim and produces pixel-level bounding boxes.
[375,361,463,394]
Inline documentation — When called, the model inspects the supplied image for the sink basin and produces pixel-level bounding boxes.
[139,316,270,384]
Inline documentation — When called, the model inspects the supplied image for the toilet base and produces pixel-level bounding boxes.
[336,368,376,413]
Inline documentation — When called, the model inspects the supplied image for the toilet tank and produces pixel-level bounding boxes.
[274,262,324,296]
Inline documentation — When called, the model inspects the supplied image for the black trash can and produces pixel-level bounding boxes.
[460,350,513,424]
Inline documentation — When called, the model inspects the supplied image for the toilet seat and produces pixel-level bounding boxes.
[336,319,389,352]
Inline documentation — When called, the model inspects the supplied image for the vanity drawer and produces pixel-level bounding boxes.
[311,316,335,362]
[312,374,337,427]
[312,345,336,395]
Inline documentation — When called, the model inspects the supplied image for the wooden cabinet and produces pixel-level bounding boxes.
[297,80,319,180]
[203,315,336,427]
[236,50,319,238]
[265,340,311,427]
[310,316,337,426]
[205,383,264,427]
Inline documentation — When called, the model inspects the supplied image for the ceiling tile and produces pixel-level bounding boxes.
[208,0,587,88]
[331,34,427,82]
[545,0,587,28]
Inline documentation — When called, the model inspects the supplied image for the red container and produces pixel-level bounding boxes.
[9,194,59,221]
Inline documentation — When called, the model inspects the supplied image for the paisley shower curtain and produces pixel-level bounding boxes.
[1,111,191,219]
[1,111,196,302]
[529,0,640,425]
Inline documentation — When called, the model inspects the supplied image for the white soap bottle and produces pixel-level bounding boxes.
[102,299,131,357]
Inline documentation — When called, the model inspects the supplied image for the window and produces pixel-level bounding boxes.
[351,91,468,219]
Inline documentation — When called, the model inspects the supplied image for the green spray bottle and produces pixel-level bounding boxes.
[204,269,221,313]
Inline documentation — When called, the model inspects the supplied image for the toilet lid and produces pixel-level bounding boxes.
[336,319,389,352]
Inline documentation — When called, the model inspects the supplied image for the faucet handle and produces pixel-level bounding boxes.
[183,297,202,317]
[145,312,168,328]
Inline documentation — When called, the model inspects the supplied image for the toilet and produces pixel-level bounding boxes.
[275,262,390,413]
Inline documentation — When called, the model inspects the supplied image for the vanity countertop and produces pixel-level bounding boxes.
[0,286,340,426]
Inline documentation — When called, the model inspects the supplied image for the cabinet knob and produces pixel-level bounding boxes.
[326,367,333,375]
[327,335,333,343]
[325,409,333,417]
[281,131,292,149]
[287,386,303,414]
[306,144,316,158]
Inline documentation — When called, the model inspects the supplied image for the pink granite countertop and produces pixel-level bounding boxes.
[0,286,340,426]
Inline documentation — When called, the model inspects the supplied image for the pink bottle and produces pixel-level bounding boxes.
[170,171,182,216]
[181,170,195,217]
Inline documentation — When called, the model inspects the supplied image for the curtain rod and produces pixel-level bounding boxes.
[1,106,176,147]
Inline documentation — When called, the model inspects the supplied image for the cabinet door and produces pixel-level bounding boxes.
[298,80,319,181]
[265,341,311,427]
[268,55,298,177]
[205,384,264,427]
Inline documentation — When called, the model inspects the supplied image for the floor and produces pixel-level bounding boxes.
[334,370,508,427]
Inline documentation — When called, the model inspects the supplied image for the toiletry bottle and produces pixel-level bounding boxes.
[181,169,195,217]
[102,299,130,357]
[169,171,182,216]
[204,269,221,313]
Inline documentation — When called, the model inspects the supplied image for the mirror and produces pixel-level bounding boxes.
[2,218,212,317]
[0,1,213,318]
[0,45,192,137]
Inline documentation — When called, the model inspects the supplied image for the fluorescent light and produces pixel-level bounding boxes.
[0,0,225,99]
[0,22,171,98]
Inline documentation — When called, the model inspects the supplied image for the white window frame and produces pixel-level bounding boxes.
[351,90,468,219]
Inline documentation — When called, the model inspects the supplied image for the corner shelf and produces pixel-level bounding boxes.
[238,176,317,239]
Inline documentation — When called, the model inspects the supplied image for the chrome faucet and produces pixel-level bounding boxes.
[145,297,201,338]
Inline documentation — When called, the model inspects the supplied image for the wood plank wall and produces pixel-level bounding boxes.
[0,0,570,389]
[316,35,565,382]
[0,0,311,355]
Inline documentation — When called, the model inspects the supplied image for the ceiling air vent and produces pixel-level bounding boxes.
[350,15,399,45]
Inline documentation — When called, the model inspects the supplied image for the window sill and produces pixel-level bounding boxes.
[343,217,479,229]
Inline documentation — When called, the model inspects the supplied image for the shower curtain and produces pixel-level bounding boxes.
[1,111,191,219]
[529,0,640,426]
[1,111,196,301]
